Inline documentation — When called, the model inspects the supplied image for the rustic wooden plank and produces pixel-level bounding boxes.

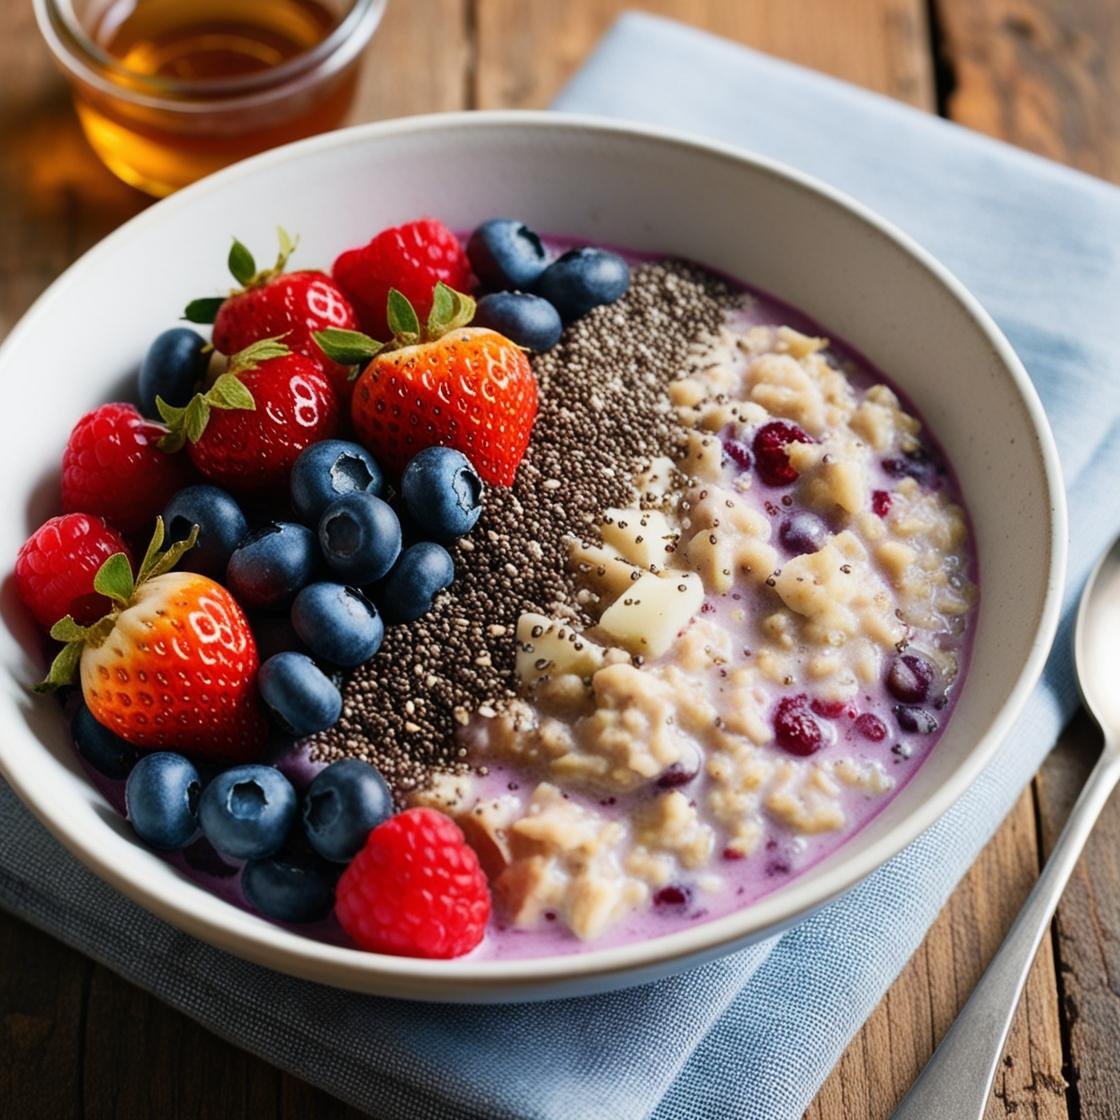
[475,0,934,110]
[0,913,88,1120]
[935,0,1120,180]
[1036,715,1120,1118]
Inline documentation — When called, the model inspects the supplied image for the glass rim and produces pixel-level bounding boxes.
[34,0,386,111]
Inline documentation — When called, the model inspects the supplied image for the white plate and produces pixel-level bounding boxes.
[0,112,1066,1002]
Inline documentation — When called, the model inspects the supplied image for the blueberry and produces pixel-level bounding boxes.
[381,542,455,623]
[125,752,200,850]
[291,582,383,668]
[474,291,563,352]
[400,447,483,540]
[779,512,829,556]
[466,218,550,290]
[258,652,342,736]
[71,703,136,779]
[290,440,384,527]
[535,247,630,322]
[226,522,317,609]
[302,759,393,863]
[242,851,337,923]
[138,327,209,418]
[163,484,248,576]
[893,705,939,735]
[886,652,939,704]
[198,764,297,860]
[318,493,401,584]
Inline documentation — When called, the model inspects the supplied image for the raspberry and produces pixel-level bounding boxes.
[810,697,855,720]
[752,421,812,486]
[61,403,192,534]
[773,694,825,756]
[854,712,888,742]
[15,513,130,628]
[335,808,490,959]
[332,219,472,340]
[871,489,892,518]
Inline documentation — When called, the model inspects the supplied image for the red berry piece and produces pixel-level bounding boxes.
[810,697,855,720]
[332,218,472,339]
[722,436,753,471]
[752,421,812,487]
[773,693,825,756]
[652,885,691,908]
[871,489,892,518]
[61,403,192,534]
[15,513,130,628]
[334,807,490,959]
[854,713,888,742]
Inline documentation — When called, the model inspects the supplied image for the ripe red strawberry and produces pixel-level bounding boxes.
[186,230,359,401]
[16,513,131,629]
[335,808,490,959]
[158,339,340,496]
[61,402,193,534]
[315,285,537,486]
[37,520,267,761]
[332,218,473,341]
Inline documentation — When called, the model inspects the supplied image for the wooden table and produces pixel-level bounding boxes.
[2,2,1118,1117]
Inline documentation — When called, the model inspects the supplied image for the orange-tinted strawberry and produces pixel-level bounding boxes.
[37,520,267,762]
[157,339,340,497]
[315,285,537,486]
[185,229,359,400]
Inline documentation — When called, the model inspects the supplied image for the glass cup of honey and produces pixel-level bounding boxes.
[34,0,386,197]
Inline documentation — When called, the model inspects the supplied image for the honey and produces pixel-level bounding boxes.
[38,0,382,197]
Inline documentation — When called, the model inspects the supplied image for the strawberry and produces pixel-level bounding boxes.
[332,218,472,341]
[37,519,267,762]
[185,229,359,400]
[15,513,131,629]
[315,284,537,486]
[157,338,340,496]
[334,807,490,958]
[61,402,194,534]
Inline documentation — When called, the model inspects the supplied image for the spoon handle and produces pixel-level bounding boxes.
[893,741,1120,1120]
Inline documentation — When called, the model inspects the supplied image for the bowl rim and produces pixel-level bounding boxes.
[0,109,1068,996]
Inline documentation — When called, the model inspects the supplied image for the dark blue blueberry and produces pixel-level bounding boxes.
[163,484,248,576]
[258,652,342,737]
[242,851,337,923]
[71,703,136,779]
[318,493,401,584]
[124,752,201,850]
[466,218,550,290]
[892,706,939,735]
[226,522,317,609]
[885,652,938,704]
[198,764,297,861]
[249,612,305,662]
[381,542,455,623]
[474,291,563,352]
[290,582,383,668]
[881,446,944,488]
[138,327,209,417]
[779,512,829,556]
[400,447,483,540]
[535,247,630,322]
[302,759,393,863]
[290,440,384,527]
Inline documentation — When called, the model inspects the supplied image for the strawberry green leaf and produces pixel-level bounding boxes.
[207,372,256,411]
[144,522,200,583]
[49,615,91,643]
[387,289,421,342]
[184,396,211,443]
[136,516,166,585]
[34,639,84,692]
[228,239,257,287]
[183,297,224,324]
[426,282,456,337]
[313,328,384,365]
[227,335,290,374]
[275,227,299,270]
[93,553,135,606]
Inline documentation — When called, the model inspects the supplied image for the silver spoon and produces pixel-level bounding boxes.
[893,534,1120,1120]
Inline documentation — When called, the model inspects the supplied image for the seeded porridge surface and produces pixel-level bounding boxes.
[308,261,738,797]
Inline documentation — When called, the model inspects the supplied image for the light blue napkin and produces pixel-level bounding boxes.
[2,12,1119,1119]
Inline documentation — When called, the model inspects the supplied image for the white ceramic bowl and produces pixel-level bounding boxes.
[0,112,1066,1002]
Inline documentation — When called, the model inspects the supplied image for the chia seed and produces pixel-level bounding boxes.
[308,261,736,797]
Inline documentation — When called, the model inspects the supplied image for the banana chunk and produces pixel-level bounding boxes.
[597,571,704,658]
[516,613,606,683]
[600,508,678,569]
